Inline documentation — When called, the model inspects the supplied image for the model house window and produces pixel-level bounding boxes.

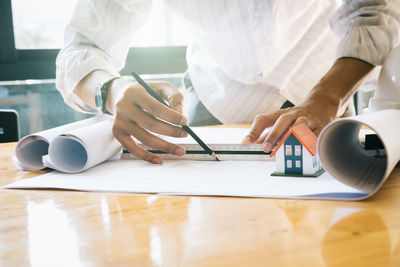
[285,145,292,156]
[286,160,292,168]
[294,145,301,156]
[295,160,301,168]
[295,145,301,156]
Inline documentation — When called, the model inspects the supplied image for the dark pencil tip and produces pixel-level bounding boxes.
[211,152,220,161]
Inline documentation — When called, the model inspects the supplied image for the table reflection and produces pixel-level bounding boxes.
[322,208,393,266]
[27,200,81,267]
[5,192,191,266]
[1,187,400,266]
[180,198,331,266]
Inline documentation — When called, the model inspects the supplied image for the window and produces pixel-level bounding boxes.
[1,0,188,80]
[11,0,79,49]
[285,145,292,156]
[295,145,301,156]
[286,160,292,168]
[11,0,190,49]
[295,160,301,168]
[132,1,191,47]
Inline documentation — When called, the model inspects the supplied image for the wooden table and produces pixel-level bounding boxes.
[1,142,400,267]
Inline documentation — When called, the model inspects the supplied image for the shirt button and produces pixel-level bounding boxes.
[254,10,261,17]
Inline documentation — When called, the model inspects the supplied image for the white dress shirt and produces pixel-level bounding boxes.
[56,0,400,123]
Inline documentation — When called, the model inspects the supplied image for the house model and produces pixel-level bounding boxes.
[270,123,324,177]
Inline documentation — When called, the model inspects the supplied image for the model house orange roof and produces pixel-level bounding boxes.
[270,123,318,157]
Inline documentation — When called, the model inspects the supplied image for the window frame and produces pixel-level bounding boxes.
[295,160,301,168]
[294,145,301,156]
[285,145,292,156]
[286,160,292,168]
[0,0,187,82]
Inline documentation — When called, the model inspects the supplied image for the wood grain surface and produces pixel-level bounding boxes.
[1,142,400,267]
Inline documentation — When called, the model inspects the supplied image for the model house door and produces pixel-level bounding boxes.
[283,134,303,174]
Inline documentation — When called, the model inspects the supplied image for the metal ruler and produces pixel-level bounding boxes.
[121,144,273,161]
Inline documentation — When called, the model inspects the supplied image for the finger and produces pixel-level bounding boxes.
[112,126,163,164]
[313,127,324,136]
[119,104,188,138]
[138,81,184,114]
[137,89,188,126]
[122,121,186,156]
[157,83,185,113]
[172,103,183,114]
[255,129,270,144]
[166,92,183,113]
[167,95,184,113]
[242,111,283,145]
[263,113,296,152]
[291,116,313,130]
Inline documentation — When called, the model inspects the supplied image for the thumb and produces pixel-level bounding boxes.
[161,84,184,113]
[242,111,282,145]
[147,81,185,113]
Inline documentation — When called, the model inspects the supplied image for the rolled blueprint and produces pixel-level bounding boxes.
[14,116,103,170]
[47,119,121,173]
[14,115,121,173]
[318,109,400,196]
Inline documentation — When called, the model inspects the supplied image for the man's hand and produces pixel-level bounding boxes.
[108,79,188,164]
[242,94,338,152]
[75,70,188,164]
[242,58,375,152]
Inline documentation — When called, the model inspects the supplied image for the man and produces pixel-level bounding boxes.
[56,0,400,164]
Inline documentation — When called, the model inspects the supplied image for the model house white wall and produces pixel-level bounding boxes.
[274,143,322,175]
[275,148,285,173]
[302,146,317,175]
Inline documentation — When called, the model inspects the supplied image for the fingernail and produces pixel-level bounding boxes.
[241,136,252,145]
[174,147,186,156]
[151,157,162,164]
[180,117,188,125]
[263,143,273,152]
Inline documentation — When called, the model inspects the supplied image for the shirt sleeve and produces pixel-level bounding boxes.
[330,0,400,66]
[56,0,152,113]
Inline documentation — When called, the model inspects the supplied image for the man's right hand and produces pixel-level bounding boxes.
[107,78,189,164]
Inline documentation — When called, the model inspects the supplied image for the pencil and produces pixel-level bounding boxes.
[131,72,220,161]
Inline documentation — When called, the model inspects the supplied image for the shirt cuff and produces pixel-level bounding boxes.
[56,46,120,113]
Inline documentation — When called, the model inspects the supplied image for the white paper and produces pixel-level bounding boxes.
[2,159,366,200]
